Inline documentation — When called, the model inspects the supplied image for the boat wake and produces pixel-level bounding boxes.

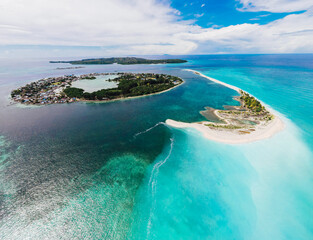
[133,122,165,139]
[146,137,174,237]
[148,137,174,194]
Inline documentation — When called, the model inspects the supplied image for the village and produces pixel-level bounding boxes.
[10,73,118,105]
[10,72,182,105]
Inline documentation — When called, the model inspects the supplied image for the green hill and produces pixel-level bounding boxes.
[50,57,187,65]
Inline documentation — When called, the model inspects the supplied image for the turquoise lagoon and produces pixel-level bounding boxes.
[0,55,313,239]
[71,75,119,92]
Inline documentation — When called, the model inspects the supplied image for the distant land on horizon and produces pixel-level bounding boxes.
[50,57,187,65]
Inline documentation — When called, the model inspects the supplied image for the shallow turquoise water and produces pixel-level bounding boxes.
[131,120,313,239]
[130,55,313,239]
[0,55,313,239]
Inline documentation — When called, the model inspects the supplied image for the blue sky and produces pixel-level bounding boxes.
[0,0,312,57]
[170,0,298,28]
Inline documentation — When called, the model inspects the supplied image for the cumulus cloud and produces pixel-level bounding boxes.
[237,0,313,12]
[194,13,205,18]
[0,0,313,55]
[184,9,313,53]
[0,0,199,54]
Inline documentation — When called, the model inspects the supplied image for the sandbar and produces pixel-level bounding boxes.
[166,69,284,144]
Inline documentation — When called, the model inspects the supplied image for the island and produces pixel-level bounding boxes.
[49,57,187,65]
[166,70,284,144]
[55,66,85,70]
[10,73,183,105]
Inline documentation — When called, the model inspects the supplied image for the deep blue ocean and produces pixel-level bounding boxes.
[0,55,312,239]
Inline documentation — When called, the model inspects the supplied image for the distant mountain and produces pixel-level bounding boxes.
[50,57,187,65]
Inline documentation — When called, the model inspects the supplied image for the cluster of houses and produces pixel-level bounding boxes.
[109,72,181,83]
[11,72,182,105]
[11,73,117,105]
[11,75,78,105]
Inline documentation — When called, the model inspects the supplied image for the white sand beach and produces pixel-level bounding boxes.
[185,69,241,93]
[166,117,284,144]
[166,70,285,144]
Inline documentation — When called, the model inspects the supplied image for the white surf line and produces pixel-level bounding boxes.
[184,69,241,93]
[146,137,174,238]
[184,68,284,116]
[133,122,165,139]
[148,137,174,192]
[165,69,285,144]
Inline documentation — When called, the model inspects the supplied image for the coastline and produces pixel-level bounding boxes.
[166,69,285,144]
[184,69,241,93]
[166,117,284,144]
[80,80,184,104]
[12,82,184,107]
[11,72,184,107]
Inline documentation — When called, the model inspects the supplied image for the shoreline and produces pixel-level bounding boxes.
[166,116,284,144]
[166,69,285,144]
[79,80,184,104]
[11,72,184,107]
[11,81,184,108]
[184,69,241,93]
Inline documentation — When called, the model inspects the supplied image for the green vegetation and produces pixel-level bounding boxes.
[203,90,273,132]
[63,87,84,98]
[11,73,182,105]
[63,73,183,101]
[264,114,274,121]
[205,123,242,129]
[240,91,265,113]
[11,89,22,98]
[50,57,187,65]
[83,76,96,80]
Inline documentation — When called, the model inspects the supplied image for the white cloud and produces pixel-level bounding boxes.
[201,4,205,8]
[237,0,313,12]
[194,13,205,18]
[0,0,313,55]
[184,9,313,53]
[0,0,198,55]
[258,14,270,17]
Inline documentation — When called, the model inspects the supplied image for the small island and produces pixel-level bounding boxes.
[166,70,284,144]
[201,90,274,131]
[50,57,187,65]
[11,73,183,105]
[55,66,85,70]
